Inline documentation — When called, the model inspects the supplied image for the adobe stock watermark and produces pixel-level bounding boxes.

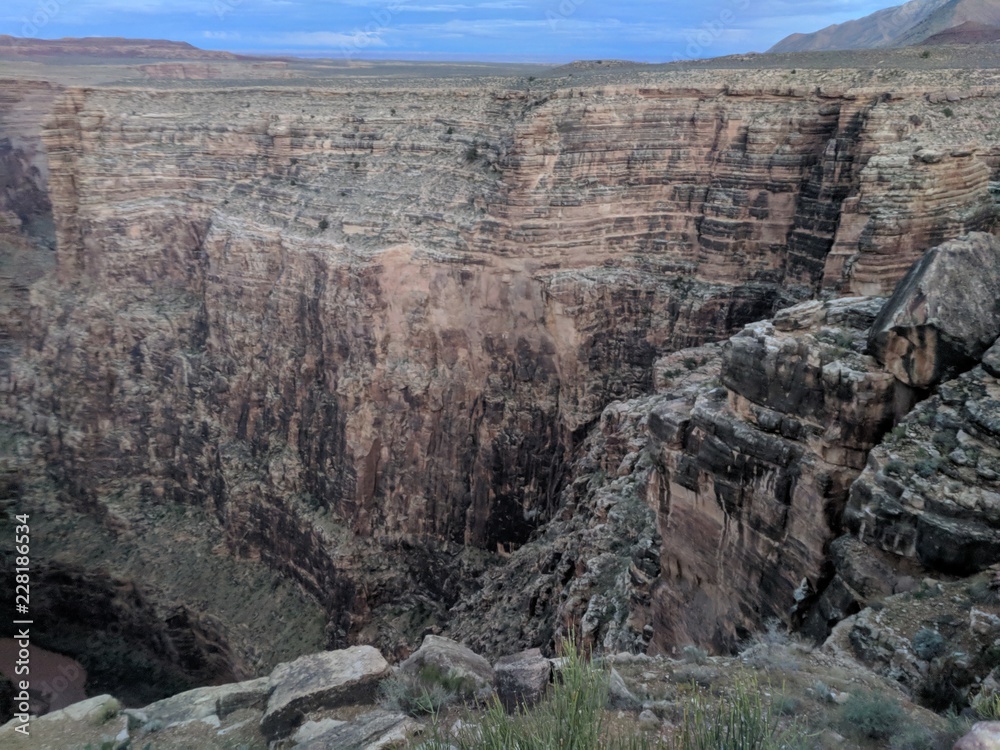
[675,0,751,62]
[336,0,403,59]
[546,0,587,31]
[214,0,244,21]
[19,0,67,37]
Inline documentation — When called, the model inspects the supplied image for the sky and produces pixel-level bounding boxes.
[0,0,904,62]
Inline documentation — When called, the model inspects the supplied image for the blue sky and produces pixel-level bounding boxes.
[1,0,901,62]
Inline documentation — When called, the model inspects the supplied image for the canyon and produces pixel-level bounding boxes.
[3,49,1000,710]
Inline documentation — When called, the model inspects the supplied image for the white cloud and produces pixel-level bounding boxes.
[276,29,387,47]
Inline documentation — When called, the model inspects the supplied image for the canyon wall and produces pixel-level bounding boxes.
[4,68,1000,687]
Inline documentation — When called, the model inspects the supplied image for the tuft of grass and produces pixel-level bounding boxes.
[973,691,1000,720]
[380,671,459,717]
[672,673,797,750]
[420,635,675,749]
[836,690,905,741]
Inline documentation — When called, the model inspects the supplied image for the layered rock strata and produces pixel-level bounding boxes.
[4,69,1000,683]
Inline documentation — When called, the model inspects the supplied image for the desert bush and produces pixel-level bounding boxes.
[681,645,709,665]
[770,693,799,716]
[912,628,946,660]
[836,690,905,740]
[380,671,458,716]
[885,459,907,476]
[889,724,935,750]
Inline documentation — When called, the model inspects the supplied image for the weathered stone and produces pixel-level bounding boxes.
[36,694,121,725]
[494,649,551,709]
[954,721,1000,750]
[869,233,1000,388]
[262,646,391,741]
[608,667,642,710]
[292,717,347,746]
[293,709,419,750]
[400,636,494,701]
[142,677,269,727]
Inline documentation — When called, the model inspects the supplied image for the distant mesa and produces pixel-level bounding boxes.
[769,0,1000,52]
[0,35,244,60]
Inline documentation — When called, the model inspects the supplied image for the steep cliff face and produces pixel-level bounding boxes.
[5,68,1000,682]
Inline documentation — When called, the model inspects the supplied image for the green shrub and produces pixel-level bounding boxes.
[884,459,907,477]
[889,724,935,750]
[380,671,458,716]
[318,217,329,232]
[770,693,800,716]
[464,144,480,163]
[943,107,954,118]
[912,628,946,660]
[973,691,1000,720]
[681,645,708,665]
[837,690,905,740]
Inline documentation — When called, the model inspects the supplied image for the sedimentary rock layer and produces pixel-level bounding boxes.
[4,70,1000,673]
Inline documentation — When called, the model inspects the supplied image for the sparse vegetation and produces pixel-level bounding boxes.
[672,674,798,750]
[885,459,908,477]
[318,217,329,231]
[381,662,478,717]
[836,690,905,741]
[912,628,946,660]
[464,144,480,163]
[681,645,709,665]
[973,690,1000,720]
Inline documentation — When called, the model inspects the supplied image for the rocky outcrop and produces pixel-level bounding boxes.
[869,232,1000,388]
[398,636,494,702]
[648,297,912,652]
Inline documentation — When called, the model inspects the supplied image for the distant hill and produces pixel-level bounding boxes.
[0,36,242,59]
[919,20,1000,44]
[769,0,1000,53]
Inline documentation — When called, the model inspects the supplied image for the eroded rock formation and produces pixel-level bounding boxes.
[3,63,1000,694]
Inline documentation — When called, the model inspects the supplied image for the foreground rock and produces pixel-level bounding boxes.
[495,649,551,709]
[261,646,391,740]
[953,721,1000,749]
[869,233,1000,388]
[138,677,268,729]
[292,709,419,749]
[400,636,495,702]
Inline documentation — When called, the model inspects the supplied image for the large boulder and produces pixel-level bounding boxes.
[954,721,1000,749]
[141,677,269,728]
[399,635,494,702]
[494,649,551,709]
[869,232,1000,388]
[292,709,419,749]
[261,646,391,741]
